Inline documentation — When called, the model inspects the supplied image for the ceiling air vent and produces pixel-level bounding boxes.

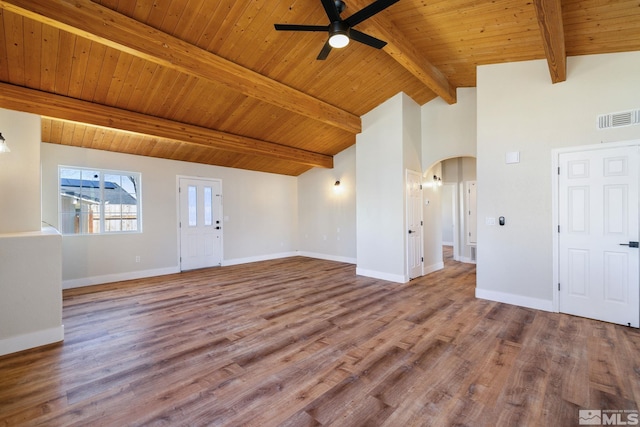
[597,109,640,130]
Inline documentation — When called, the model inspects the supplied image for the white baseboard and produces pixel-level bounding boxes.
[355,267,407,284]
[63,251,353,289]
[475,288,554,312]
[297,251,356,264]
[459,256,476,264]
[0,325,64,357]
[222,251,298,267]
[424,262,444,275]
[63,266,180,289]
[442,241,454,246]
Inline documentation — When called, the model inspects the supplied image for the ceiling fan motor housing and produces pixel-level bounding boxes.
[330,21,350,36]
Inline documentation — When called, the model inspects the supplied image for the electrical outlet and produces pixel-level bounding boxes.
[135,256,141,263]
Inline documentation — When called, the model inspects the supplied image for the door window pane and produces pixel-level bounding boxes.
[188,186,197,227]
[204,187,213,226]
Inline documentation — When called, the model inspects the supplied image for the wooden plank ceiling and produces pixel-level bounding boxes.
[0,0,639,176]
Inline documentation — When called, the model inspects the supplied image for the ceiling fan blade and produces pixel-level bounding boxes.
[321,0,342,22]
[350,29,387,49]
[317,40,333,60]
[274,24,328,32]
[344,0,400,27]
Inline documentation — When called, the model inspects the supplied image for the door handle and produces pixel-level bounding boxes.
[408,230,414,234]
[619,241,639,248]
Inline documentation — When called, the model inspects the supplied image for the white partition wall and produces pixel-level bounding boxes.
[0,108,63,356]
[356,93,422,283]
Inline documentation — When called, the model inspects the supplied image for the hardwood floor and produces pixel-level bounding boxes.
[1,249,639,426]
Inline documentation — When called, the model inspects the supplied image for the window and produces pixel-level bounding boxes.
[59,167,141,235]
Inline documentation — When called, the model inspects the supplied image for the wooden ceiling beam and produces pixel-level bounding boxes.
[0,0,361,134]
[347,0,457,104]
[0,83,334,169]
[533,0,567,83]
[382,26,457,104]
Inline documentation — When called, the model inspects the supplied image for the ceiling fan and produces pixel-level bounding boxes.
[274,0,400,60]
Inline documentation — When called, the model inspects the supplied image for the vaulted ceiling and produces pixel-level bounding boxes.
[1,0,639,176]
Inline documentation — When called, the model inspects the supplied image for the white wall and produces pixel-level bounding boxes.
[0,229,62,355]
[356,94,406,281]
[403,92,422,173]
[356,93,424,282]
[422,87,477,170]
[41,143,298,288]
[0,108,42,233]
[476,51,640,310]
[423,163,444,273]
[441,183,454,245]
[298,146,356,263]
[402,94,424,278]
[0,109,63,356]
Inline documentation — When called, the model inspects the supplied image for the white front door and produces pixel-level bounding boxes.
[406,170,423,279]
[179,177,223,271]
[558,144,639,327]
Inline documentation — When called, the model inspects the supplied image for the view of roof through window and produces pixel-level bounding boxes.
[59,167,140,234]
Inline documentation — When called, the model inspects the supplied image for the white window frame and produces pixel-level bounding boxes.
[58,166,142,235]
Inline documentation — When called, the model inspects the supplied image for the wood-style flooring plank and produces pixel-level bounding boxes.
[0,248,639,426]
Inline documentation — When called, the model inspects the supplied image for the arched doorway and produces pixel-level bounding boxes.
[423,156,477,272]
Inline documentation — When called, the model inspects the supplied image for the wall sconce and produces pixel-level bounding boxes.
[333,180,343,194]
[433,175,442,187]
[0,133,10,153]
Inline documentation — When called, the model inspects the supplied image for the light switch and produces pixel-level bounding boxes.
[486,217,496,226]
[506,151,520,164]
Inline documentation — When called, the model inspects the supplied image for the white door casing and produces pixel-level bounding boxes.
[406,170,423,279]
[466,181,477,246]
[557,143,639,327]
[179,177,223,271]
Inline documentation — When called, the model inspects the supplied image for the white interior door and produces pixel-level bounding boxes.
[179,177,223,271]
[558,145,639,327]
[406,170,423,279]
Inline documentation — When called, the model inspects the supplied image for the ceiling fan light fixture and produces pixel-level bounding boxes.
[328,21,350,48]
[329,33,349,48]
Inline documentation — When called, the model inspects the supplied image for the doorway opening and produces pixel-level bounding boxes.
[427,157,477,269]
[177,176,223,271]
